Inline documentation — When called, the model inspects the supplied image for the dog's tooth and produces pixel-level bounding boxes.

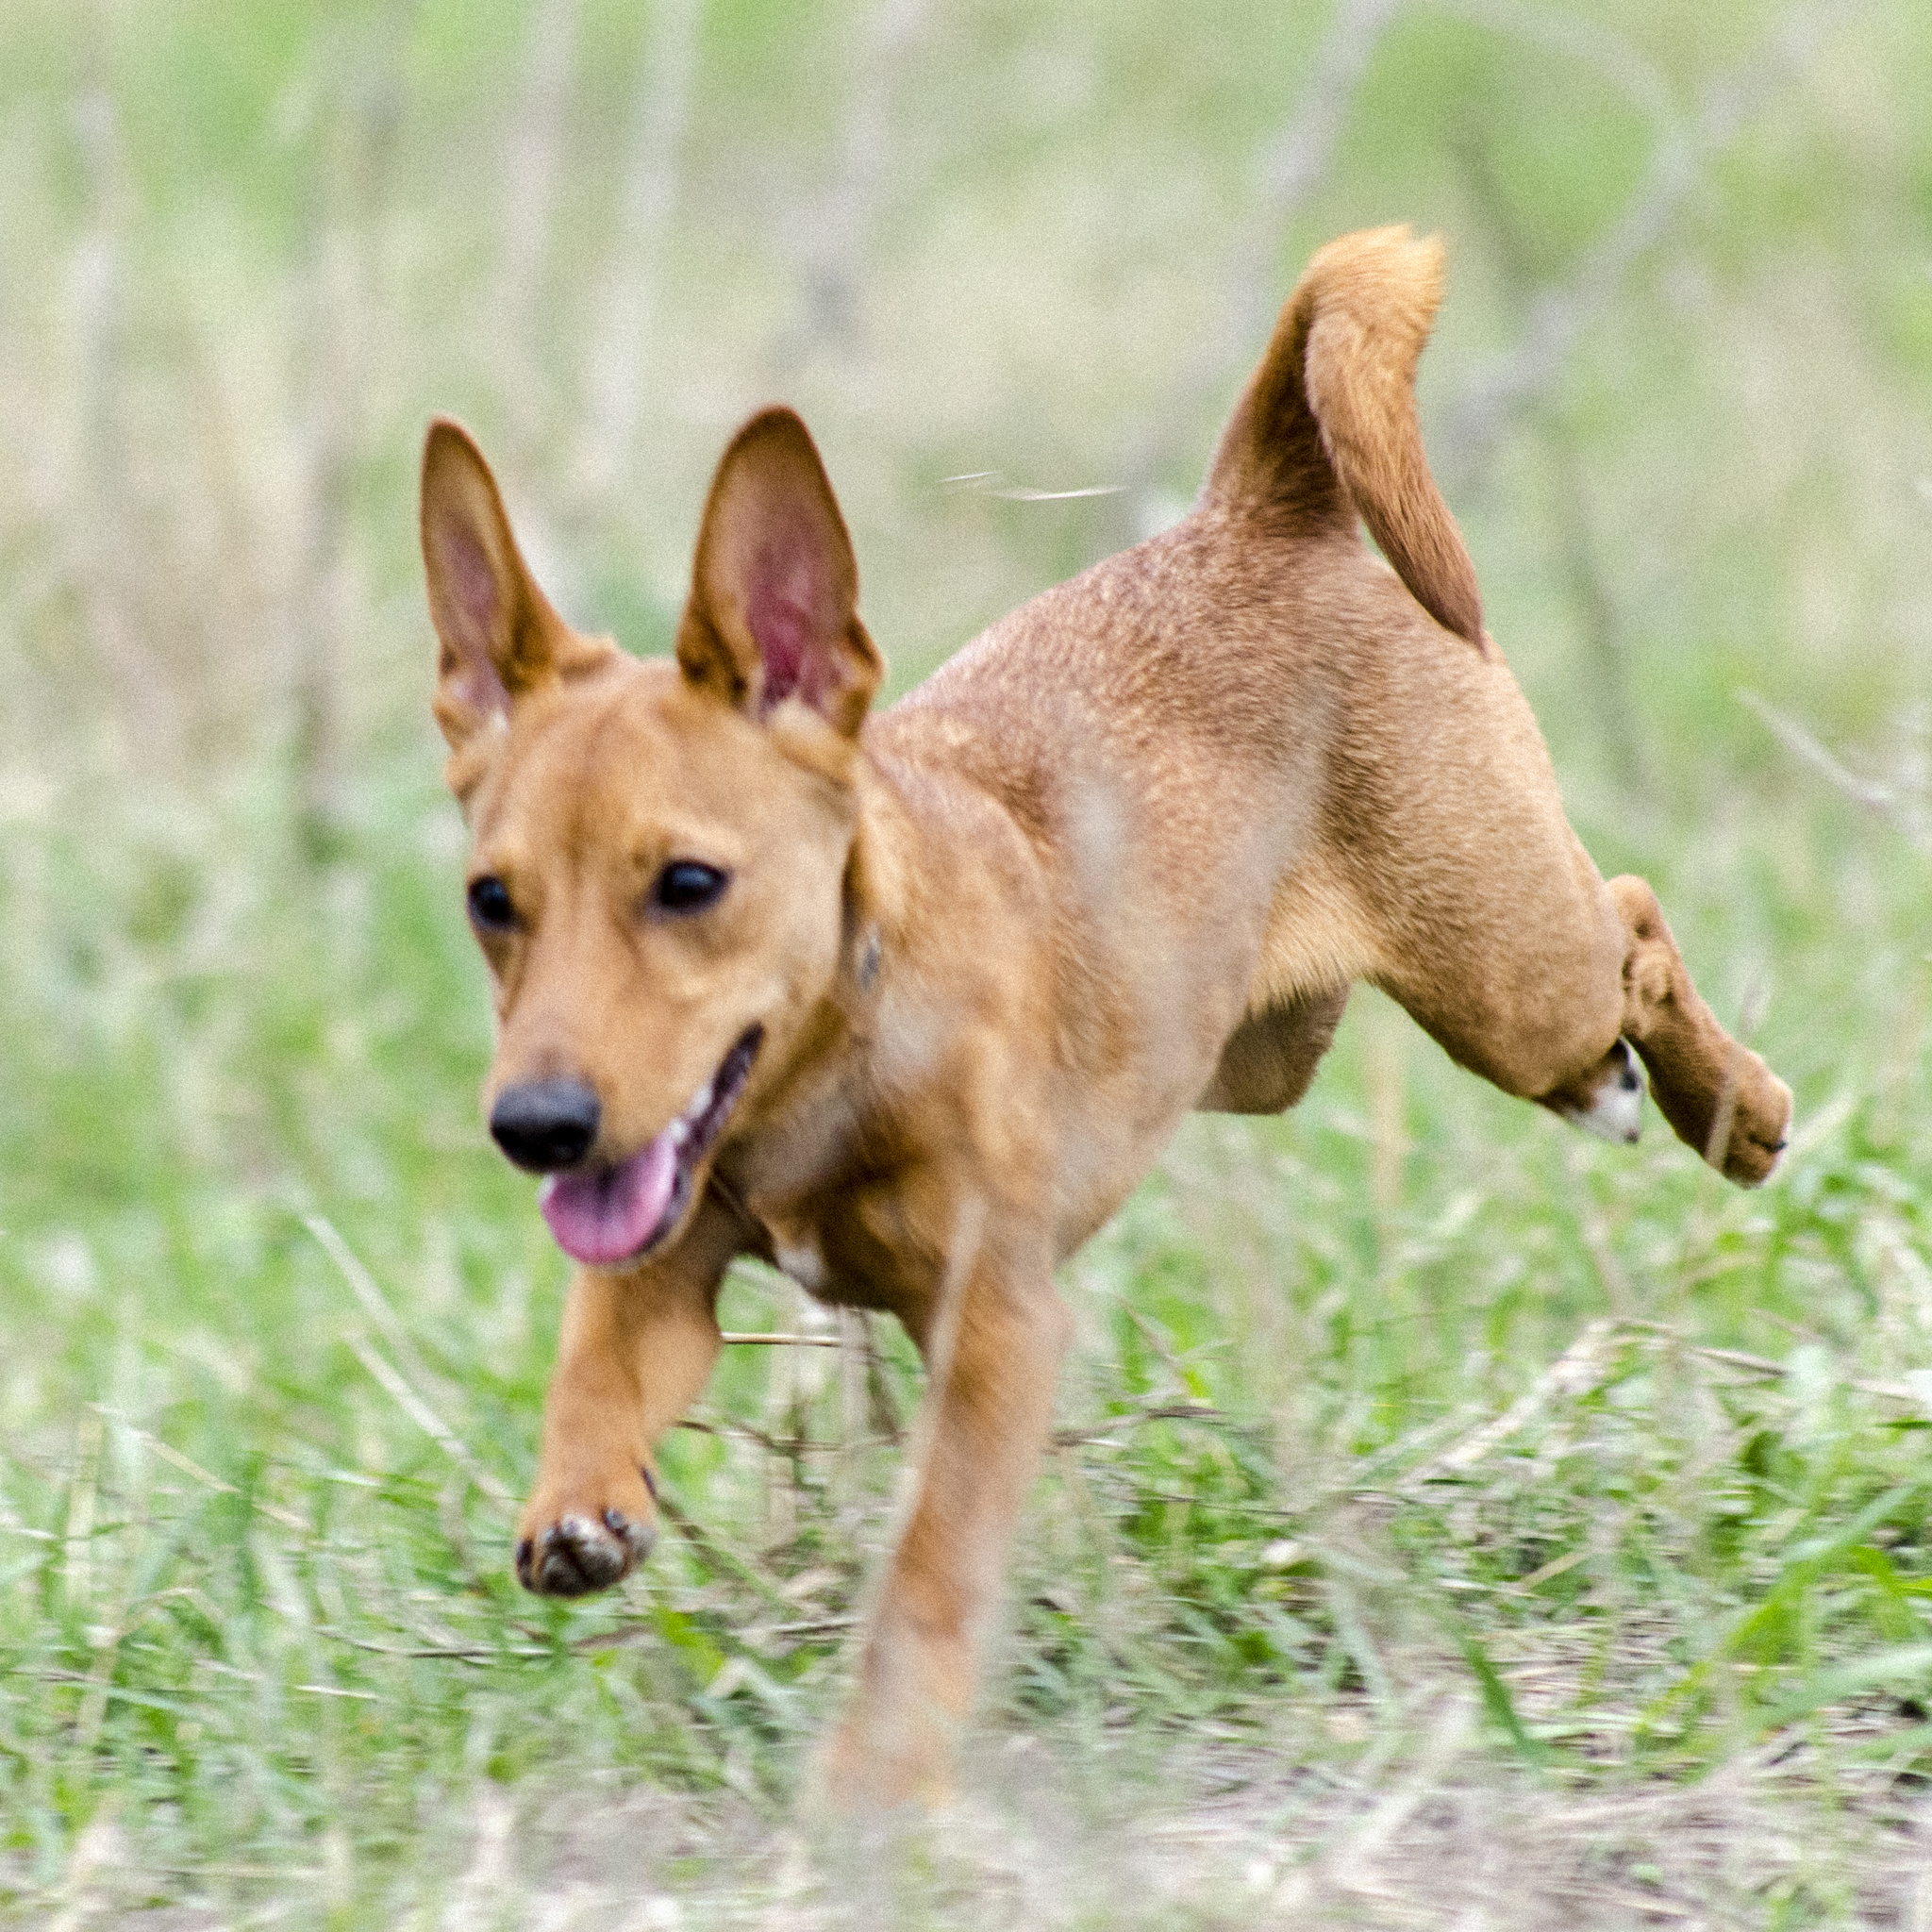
[666,1118,688,1149]
[687,1080,714,1120]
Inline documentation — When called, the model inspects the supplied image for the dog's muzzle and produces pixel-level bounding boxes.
[534,1025,764,1268]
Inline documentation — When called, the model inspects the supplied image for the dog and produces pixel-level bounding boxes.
[420,225,1791,1807]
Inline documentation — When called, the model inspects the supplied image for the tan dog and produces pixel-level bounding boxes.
[420,226,1790,1807]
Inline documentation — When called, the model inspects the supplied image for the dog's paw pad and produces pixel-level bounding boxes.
[515,1508,654,1597]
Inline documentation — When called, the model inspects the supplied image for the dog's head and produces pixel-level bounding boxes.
[421,408,884,1268]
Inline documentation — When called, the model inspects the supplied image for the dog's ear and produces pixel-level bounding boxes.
[421,419,586,750]
[676,408,884,739]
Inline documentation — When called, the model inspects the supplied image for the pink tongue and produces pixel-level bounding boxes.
[538,1133,678,1266]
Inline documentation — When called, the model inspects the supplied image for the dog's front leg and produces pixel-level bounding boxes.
[818,1225,1071,1809]
[516,1190,741,1596]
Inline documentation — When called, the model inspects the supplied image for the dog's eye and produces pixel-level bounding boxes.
[467,874,517,932]
[653,861,729,914]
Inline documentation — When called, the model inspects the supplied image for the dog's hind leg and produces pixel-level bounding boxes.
[1354,802,1788,1183]
[1605,874,1790,1185]
[1391,866,1790,1185]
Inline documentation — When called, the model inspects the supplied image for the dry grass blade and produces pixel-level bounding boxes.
[343,1333,515,1512]
[106,1412,312,1535]
[1740,687,1931,854]
[652,1488,795,1616]
[1417,1319,1620,1480]
[719,1331,844,1348]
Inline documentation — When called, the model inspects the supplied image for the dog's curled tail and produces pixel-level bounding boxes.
[1204,225,1484,649]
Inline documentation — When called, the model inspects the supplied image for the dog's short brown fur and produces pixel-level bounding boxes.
[421,227,1791,1807]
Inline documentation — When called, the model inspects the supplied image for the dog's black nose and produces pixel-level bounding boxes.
[490,1080,601,1172]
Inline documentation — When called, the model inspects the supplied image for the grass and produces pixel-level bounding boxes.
[3,0,1932,1922]
[2,750,1929,1926]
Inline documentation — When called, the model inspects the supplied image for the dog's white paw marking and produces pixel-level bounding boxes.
[1557,1038,1644,1144]
[774,1239,827,1293]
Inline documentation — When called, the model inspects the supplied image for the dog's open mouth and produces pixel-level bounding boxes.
[537,1026,762,1267]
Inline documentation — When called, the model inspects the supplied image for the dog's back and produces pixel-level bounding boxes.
[866,227,1599,1224]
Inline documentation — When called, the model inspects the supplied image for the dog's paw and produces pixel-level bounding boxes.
[1714,1055,1793,1188]
[514,1470,657,1596]
[809,1705,959,1816]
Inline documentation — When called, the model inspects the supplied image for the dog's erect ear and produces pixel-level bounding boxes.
[676,408,884,739]
[422,418,583,751]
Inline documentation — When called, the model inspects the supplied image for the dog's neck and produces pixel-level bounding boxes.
[841,758,911,997]
[715,749,920,1224]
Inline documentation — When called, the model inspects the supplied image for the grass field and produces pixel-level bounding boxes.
[3,2,1931,1924]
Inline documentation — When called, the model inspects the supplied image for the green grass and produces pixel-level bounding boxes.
[2,761,1929,1924]
[4,0,1932,1922]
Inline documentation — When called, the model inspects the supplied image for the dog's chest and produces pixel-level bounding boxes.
[750,1180,933,1320]
[754,1189,841,1297]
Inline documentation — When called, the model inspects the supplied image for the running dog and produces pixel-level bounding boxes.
[419,226,1791,1807]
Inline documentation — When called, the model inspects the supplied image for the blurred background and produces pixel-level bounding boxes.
[5,0,1925,1362]
[2,0,1930,1918]
[4,0,1925,821]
